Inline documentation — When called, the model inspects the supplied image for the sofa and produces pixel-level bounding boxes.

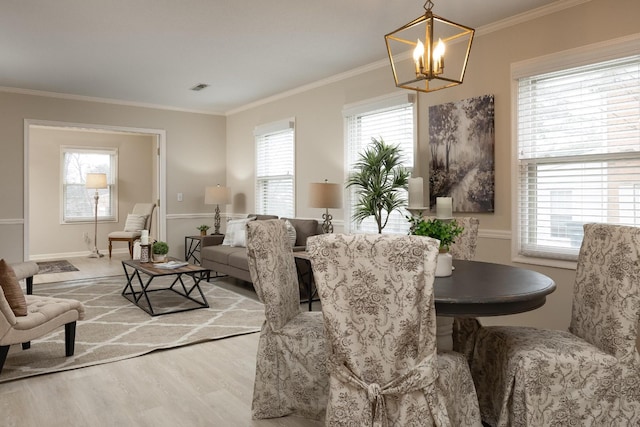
[200,215,322,291]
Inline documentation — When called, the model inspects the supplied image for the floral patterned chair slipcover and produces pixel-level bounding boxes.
[422,217,481,352]
[246,220,328,420]
[467,223,640,426]
[447,217,480,261]
[445,217,482,358]
[307,233,482,426]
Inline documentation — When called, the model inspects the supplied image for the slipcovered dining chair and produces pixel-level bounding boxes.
[308,233,482,426]
[108,203,156,258]
[466,223,640,426]
[245,219,328,420]
[445,217,482,356]
[422,217,481,351]
[447,217,480,261]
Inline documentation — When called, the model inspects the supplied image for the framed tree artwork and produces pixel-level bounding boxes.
[428,94,495,213]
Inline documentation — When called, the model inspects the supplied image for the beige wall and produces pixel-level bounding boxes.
[0,92,226,262]
[0,0,636,331]
[226,0,640,331]
[29,127,155,257]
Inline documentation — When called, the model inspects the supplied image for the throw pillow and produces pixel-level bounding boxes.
[124,214,147,232]
[284,220,297,247]
[281,218,319,247]
[0,259,28,316]
[223,217,255,246]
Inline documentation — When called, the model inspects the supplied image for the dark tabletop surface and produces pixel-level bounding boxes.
[434,260,557,317]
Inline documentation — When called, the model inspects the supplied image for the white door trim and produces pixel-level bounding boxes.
[23,119,167,260]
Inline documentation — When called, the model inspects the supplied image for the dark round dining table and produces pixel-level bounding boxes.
[434,260,557,317]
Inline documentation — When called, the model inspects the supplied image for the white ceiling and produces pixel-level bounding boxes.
[1,0,562,115]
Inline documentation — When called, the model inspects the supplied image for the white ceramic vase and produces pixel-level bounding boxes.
[435,251,453,277]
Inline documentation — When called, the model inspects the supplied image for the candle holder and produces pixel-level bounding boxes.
[140,244,151,263]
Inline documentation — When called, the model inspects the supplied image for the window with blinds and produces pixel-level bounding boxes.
[516,52,640,261]
[61,146,117,223]
[344,94,416,234]
[254,119,295,218]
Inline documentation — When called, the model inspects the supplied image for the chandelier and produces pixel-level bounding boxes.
[385,0,474,93]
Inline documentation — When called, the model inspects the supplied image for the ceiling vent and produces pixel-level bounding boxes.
[190,83,210,91]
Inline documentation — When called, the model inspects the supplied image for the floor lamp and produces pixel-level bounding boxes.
[309,179,342,234]
[205,185,231,235]
[85,173,108,258]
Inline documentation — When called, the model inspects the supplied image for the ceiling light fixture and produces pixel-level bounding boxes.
[385,0,474,93]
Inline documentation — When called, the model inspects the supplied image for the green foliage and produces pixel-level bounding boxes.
[152,241,169,255]
[346,137,410,233]
[407,217,464,252]
[197,224,210,232]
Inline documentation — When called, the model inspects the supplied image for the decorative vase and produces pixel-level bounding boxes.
[200,230,207,236]
[435,251,453,277]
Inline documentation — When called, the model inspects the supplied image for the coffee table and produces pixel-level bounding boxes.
[121,258,210,316]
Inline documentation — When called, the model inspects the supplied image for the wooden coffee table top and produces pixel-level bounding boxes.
[122,257,209,277]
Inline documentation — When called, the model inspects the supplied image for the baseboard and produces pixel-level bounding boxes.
[29,248,129,261]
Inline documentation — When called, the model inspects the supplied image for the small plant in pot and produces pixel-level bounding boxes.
[152,241,169,262]
[408,216,464,277]
[197,224,210,236]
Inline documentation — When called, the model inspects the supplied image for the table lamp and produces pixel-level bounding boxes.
[309,179,342,233]
[85,173,108,258]
[205,185,231,235]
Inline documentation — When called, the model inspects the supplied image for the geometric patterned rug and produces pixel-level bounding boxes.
[1,276,265,383]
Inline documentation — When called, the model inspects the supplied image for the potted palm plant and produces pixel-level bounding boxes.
[408,216,464,276]
[346,137,410,233]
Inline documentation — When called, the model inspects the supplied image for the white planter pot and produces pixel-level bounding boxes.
[152,253,166,263]
[435,252,453,277]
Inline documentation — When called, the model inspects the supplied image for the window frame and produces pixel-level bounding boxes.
[254,118,296,218]
[343,93,417,234]
[60,146,118,224]
[511,34,640,268]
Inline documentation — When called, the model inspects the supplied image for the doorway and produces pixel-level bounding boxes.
[24,120,166,268]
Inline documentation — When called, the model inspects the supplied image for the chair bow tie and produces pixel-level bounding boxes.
[329,352,448,427]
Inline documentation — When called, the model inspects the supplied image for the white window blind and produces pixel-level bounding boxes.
[61,146,117,223]
[516,54,640,260]
[255,119,295,218]
[344,94,415,233]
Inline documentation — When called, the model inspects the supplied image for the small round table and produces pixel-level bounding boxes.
[433,260,557,349]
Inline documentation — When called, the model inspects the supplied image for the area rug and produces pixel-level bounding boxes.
[1,276,265,383]
[36,260,79,274]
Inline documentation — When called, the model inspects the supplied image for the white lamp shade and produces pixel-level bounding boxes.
[205,185,231,205]
[85,173,108,189]
[309,182,342,209]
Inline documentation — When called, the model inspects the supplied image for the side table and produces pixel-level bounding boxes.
[185,235,205,264]
[293,251,319,311]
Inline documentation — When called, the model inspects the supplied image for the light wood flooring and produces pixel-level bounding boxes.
[8,255,323,427]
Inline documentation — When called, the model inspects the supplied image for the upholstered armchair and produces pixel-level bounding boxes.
[245,219,328,420]
[0,260,85,374]
[108,203,156,258]
[308,233,482,426]
[467,223,640,426]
